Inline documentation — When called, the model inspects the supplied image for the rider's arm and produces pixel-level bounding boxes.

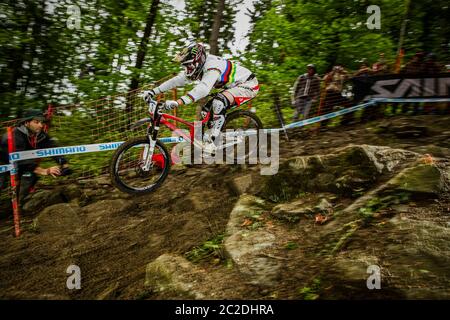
[177,69,221,106]
[153,72,189,95]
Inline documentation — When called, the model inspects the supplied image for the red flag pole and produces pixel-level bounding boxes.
[7,127,20,237]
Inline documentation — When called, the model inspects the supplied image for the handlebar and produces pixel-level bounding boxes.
[146,97,164,115]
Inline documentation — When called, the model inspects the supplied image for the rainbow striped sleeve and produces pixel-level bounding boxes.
[221,60,236,84]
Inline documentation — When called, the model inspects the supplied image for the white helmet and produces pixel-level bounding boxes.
[174,42,207,80]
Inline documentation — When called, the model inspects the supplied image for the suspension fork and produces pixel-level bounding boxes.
[142,112,162,171]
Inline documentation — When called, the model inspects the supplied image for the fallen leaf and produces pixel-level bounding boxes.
[265,220,274,228]
[422,154,435,164]
[241,218,253,227]
[315,213,328,225]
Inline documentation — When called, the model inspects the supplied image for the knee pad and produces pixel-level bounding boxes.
[212,93,229,115]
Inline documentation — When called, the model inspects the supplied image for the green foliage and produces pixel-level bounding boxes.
[298,278,322,300]
[358,192,410,223]
[284,241,298,250]
[1,0,448,129]
[185,233,225,263]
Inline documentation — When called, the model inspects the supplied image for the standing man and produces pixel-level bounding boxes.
[320,64,351,129]
[0,109,70,204]
[291,64,321,121]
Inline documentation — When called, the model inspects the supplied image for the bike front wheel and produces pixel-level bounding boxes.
[110,137,171,195]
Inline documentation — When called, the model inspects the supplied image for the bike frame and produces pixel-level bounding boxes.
[158,110,212,145]
[140,96,252,169]
[140,99,213,170]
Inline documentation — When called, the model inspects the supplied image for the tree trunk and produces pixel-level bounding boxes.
[397,0,411,55]
[209,0,225,55]
[126,0,160,113]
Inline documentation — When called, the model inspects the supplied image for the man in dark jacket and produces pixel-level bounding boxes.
[0,109,70,203]
[291,64,321,121]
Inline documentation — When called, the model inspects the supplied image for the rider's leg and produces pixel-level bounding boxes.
[205,78,259,144]
[207,93,233,142]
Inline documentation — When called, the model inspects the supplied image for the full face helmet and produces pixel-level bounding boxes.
[174,43,207,80]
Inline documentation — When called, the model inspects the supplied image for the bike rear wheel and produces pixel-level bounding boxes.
[110,137,171,195]
[220,109,263,163]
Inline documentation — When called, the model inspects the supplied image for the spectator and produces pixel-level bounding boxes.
[320,65,352,129]
[423,53,444,114]
[291,64,321,121]
[0,109,71,205]
[399,52,427,114]
[354,60,372,77]
[355,60,384,122]
[401,52,426,74]
[424,53,443,74]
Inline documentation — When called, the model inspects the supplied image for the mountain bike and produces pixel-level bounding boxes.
[109,93,263,195]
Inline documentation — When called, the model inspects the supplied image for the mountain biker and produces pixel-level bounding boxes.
[142,42,259,153]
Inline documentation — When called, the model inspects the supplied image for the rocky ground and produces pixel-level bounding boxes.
[0,115,449,300]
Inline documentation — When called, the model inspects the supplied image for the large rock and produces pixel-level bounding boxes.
[323,209,450,299]
[224,195,281,286]
[257,145,419,200]
[330,252,381,287]
[61,184,82,202]
[33,203,83,233]
[228,174,254,195]
[144,254,211,299]
[271,198,314,223]
[384,163,447,196]
[22,189,66,214]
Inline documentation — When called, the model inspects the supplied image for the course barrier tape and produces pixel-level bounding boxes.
[1,97,449,174]
[371,97,450,103]
[0,164,12,173]
[283,100,377,131]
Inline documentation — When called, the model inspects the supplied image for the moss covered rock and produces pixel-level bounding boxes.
[257,145,419,201]
[386,163,445,196]
[145,253,208,299]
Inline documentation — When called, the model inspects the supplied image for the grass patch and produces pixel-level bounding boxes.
[330,221,360,255]
[267,185,293,203]
[185,233,225,264]
[358,192,410,225]
[284,241,298,250]
[299,278,322,300]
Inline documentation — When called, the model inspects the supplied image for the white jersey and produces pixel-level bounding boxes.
[153,54,253,104]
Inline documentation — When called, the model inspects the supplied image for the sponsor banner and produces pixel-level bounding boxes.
[8,137,184,162]
[352,73,450,102]
[0,164,12,173]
